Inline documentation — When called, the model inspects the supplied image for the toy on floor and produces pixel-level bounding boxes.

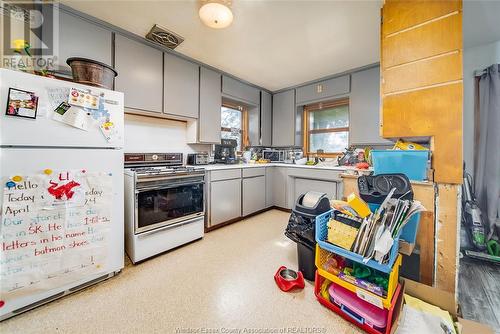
[322,254,389,297]
[274,266,305,292]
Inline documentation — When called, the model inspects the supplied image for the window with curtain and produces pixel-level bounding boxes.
[303,98,349,155]
[221,104,248,151]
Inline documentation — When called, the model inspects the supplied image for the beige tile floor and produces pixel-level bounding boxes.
[1,210,361,334]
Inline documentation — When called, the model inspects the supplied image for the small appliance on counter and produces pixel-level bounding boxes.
[214,139,238,164]
[187,152,209,165]
[284,148,304,164]
[262,149,285,162]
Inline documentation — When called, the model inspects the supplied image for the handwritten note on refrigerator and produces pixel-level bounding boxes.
[0,171,112,299]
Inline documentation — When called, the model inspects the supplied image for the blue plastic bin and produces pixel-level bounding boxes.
[371,150,429,181]
[315,207,421,273]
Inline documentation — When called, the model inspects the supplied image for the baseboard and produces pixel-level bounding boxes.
[205,207,290,232]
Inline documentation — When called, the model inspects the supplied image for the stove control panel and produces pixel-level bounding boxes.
[124,153,183,166]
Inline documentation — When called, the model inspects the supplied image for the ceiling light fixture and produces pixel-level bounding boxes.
[199,0,233,29]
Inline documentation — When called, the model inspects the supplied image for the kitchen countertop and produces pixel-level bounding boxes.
[190,163,367,172]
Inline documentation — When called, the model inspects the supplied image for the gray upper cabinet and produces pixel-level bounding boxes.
[296,75,350,105]
[260,91,272,146]
[222,76,260,105]
[199,67,222,143]
[349,67,389,145]
[164,53,199,118]
[56,11,112,74]
[114,34,163,113]
[247,106,260,147]
[272,89,296,146]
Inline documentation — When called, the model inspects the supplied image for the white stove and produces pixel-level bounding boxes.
[124,153,205,263]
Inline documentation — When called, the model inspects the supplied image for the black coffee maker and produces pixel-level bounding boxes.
[214,139,237,164]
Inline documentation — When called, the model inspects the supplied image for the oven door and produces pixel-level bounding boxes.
[135,176,204,234]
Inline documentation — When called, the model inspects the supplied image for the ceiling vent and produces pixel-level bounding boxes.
[146,24,184,50]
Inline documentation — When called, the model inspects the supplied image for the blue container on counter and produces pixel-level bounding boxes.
[371,150,429,181]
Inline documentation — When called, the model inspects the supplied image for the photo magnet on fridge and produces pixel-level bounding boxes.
[5,88,38,119]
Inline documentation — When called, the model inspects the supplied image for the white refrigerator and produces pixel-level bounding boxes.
[0,69,124,320]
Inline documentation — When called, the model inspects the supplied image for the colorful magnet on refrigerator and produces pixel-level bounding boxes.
[0,300,5,308]
[12,175,22,182]
[44,169,53,175]
[6,181,15,188]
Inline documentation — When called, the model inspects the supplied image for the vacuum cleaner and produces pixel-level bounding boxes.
[461,166,500,263]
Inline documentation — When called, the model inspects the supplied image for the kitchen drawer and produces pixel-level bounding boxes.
[210,169,241,181]
[242,167,266,178]
[296,75,350,105]
[287,168,342,181]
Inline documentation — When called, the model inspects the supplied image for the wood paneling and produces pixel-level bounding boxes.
[341,174,435,285]
[436,184,459,293]
[381,0,463,295]
[416,211,435,285]
[382,51,462,94]
[382,0,462,36]
[382,83,462,184]
[383,13,461,69]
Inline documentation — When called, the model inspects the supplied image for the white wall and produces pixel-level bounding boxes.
[463,40,500,175]
[124,114,211,161]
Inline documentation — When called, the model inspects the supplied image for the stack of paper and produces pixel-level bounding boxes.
[349,188,426,264]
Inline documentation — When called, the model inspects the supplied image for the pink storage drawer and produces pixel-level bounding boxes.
[328,282,388,331]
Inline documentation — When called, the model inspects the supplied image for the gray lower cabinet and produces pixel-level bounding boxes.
[56,10,112,74]
[209,178,242,226]
[114,34,163,113]
[293,178,337,203]
[265,167,273,208]
[198,67,222,143]
[261,91,272,146]
[269,167,288,209]
[349,66,389,145]
[296,75,350,105]
[242,176,266,216]
[222,76,260,105]
[272,89,296,147]
[164,52,199,118]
